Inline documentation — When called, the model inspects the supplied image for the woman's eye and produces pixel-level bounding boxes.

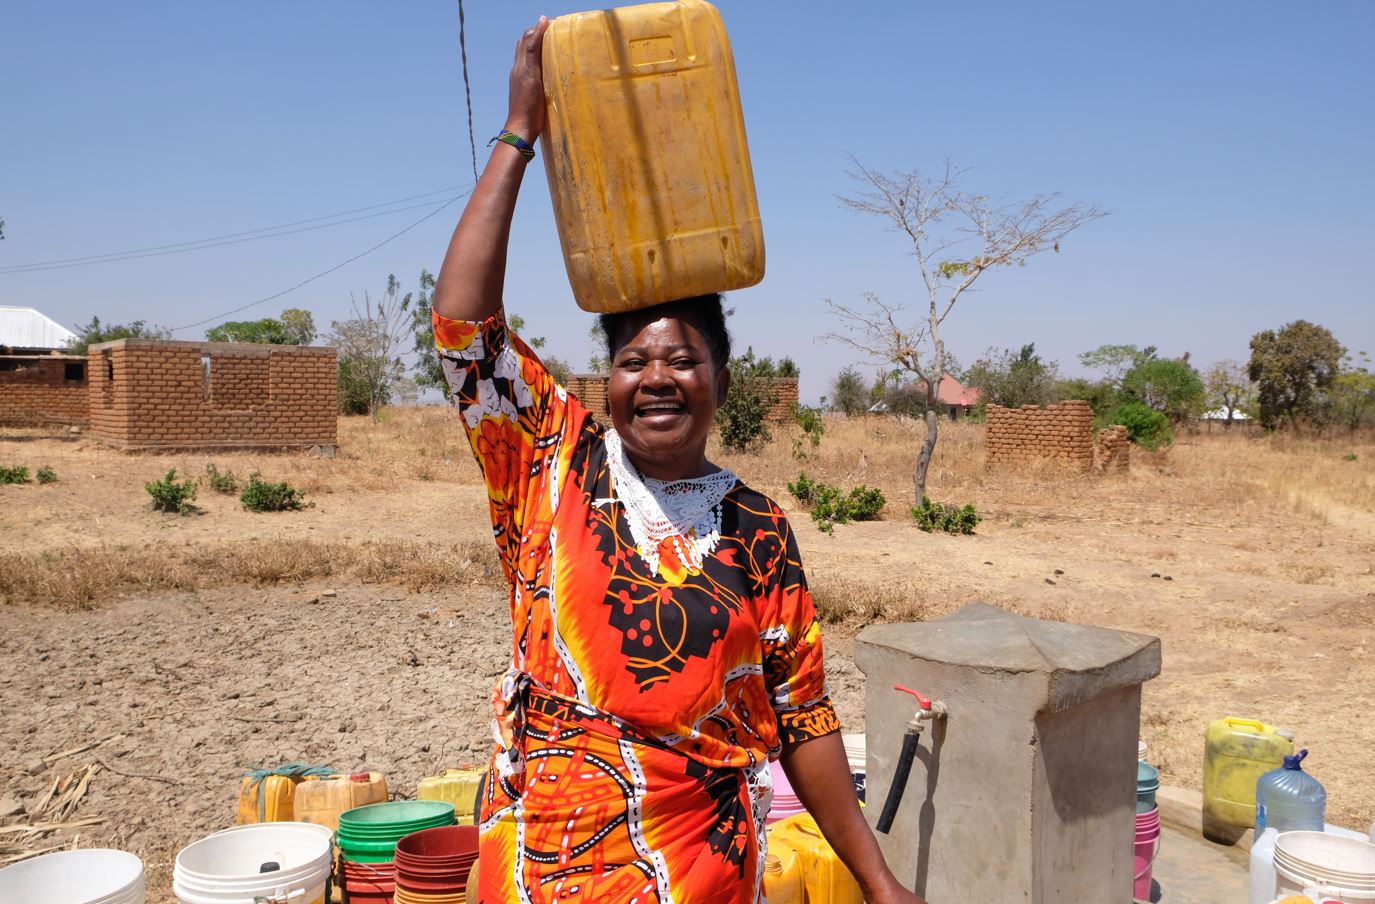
[619,359,644,371]
[671,358,696,369]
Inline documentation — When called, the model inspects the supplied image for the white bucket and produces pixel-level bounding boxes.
[0,848,145,904]
[841,733,866,774]
[1274,831,1375,901]
[1138,739,1149,762]
[173,823,331,904]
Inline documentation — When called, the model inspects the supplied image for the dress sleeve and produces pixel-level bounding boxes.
[434,311,569,581]
[758,510,842,746]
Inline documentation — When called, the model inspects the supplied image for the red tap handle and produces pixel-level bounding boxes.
[894,684,932,711]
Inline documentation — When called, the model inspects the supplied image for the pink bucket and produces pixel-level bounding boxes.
[1134,806,1162,900]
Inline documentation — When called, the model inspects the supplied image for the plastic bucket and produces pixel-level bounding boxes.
[1138,740,1149,762]
[173,823,330,904]
[1273,831,1375,900]
[0,849,146,904]
[1137,761,1160,808]
[393,888,465,904]
[1134,806,1162,901]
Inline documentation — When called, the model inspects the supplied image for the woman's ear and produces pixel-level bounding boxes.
[715,366,732,408]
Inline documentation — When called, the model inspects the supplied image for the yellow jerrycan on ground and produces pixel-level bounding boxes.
[1202,716,1293,843]
[236,764,338,825]
[541,0,765,313]
[293,771,389,831]
[417,767,486,825]
[767,813,862,904]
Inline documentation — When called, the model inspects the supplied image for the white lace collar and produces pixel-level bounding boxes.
[603,429,737,577]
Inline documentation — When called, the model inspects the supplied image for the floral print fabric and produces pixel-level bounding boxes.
[436,312,839,903]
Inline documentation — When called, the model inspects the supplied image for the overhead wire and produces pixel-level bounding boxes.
[0,187,467,274]
[168,191,468,334]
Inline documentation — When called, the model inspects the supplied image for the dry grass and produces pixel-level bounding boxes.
[0,538,502,609]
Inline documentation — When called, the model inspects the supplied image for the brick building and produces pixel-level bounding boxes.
[87,339,337,450]
[0,355,90,426]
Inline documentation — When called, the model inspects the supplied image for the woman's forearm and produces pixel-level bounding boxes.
[779,732,924,904]
[433,17,549,323]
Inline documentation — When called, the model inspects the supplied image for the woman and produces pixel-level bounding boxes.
[433,17,923,904]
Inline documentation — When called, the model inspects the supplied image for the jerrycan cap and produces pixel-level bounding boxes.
[1282,748,1308,770]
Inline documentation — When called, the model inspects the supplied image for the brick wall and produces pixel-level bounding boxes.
[561,374,799,424]
[1097,424,1131,472]
[87,339,337,450]
[0,356,90,426]
[986,400,1133,472]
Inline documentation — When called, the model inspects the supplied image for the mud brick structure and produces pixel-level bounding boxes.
[87,339,336,450]
[1096,424,1132,472]
[0,355,90,426]
[563,374,799,424]
[986,401,1133,472]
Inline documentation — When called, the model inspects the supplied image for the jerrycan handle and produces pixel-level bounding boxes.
[1222,717,1267,732]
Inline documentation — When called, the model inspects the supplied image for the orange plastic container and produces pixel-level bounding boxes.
[766,813,861,904]
[293,771,389,832]
[541,0,765,313]
[236,773,312,825]
[416,768,485,825]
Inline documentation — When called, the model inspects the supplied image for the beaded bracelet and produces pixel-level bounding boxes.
[489,130,536,160]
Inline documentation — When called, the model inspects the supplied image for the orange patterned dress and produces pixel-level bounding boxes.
[436,313,840,904]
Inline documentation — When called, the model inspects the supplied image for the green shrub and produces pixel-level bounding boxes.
[790,404,826,460]
[240,473,310,512]
[35,466,57,484]
[911,496,981,535]
[0,466,30,484]
[787,472,886,533]
[204,463,239,494]
[1109,401,1173,450]
[1344,453,1358,462]
[145,468,198,513]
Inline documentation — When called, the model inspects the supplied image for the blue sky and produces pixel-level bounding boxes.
[3,1,1371,402]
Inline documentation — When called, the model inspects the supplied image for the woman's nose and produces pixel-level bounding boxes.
[641,360,673,387]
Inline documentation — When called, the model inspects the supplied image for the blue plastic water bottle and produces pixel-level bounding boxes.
[1255,748,1326,833]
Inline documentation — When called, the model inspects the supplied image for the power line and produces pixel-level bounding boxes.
[169,192,467,334]
[0,186,467,274]
[457,0,480,183]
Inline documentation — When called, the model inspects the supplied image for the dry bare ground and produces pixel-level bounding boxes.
[2,409,1372,901]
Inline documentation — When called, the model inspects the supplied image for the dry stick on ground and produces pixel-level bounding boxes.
[43,733,122,765]
[95,757,184,785]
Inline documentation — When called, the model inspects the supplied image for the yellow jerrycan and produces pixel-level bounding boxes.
[1202,716,1292,843]
[236,764,336,825]
[767,813,862,904]
[541,0,765,313]
[417,767,486,825]
[293,771,389,832]
[762,848,805,904]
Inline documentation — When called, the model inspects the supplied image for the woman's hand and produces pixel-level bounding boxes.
[866,880,928,904]
[505,16,550,141]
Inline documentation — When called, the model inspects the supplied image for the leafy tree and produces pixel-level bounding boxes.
[205,308,316,345]
[1054,376,1118,418]
[1110,401,1172,450]
[409,270,445,391]
[716,348,796,452]
[963,343,1060,410]
[1121,357,1205,425]
[331,274,415,418]
[1203,360,1255,426]
[824,159,1105,505]
[587,323,611,374]
[66,317,170,355]
[1078,344,1157,388]
[830,366,870,416]
[1247,320,1345,430]
[1327,352,1375,432]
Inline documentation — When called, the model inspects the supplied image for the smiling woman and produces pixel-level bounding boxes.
[427,16,920,904]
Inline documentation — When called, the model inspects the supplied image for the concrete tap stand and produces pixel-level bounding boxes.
[856,602,1161,903]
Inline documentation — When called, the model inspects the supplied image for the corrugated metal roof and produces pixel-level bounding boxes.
[0,306,78,350]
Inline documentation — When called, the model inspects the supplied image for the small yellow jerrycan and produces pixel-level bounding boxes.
[293,772,389,832]
[767,813,862,904]
[236,764,338,825]
[1202,716,1292,843]
[417,767,486,825]
[762,849,805,904]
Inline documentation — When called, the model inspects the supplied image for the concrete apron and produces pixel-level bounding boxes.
[1136,784,1250,903]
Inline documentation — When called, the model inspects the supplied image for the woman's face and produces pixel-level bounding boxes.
[607,312,729,480]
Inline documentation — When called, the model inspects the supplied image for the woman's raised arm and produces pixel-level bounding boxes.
[433,16,550,323]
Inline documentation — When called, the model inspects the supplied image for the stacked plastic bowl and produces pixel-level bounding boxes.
[1136,761,1160,810]
[173,823,332,904]
[0,849,145,904]
[338,801,456,904]
[393,825,480,903]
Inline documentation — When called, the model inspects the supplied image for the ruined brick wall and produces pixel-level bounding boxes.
[0,356,89,426]
[1096,424,1131,472]
[561,375,798,424]
[87,339,336,450]
[985,401,1097,470]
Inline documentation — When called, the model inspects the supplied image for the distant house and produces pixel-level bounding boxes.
[1201,408,1250,422]
[869,375,983,418]
[0,306,77,355]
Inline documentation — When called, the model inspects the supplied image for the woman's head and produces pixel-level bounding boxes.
[599,294,732,480]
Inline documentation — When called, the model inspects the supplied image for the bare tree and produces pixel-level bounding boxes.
[330,274,414,419]
[825,159,1106,505]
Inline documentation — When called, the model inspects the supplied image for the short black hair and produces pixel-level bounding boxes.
[598,293,731,369]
